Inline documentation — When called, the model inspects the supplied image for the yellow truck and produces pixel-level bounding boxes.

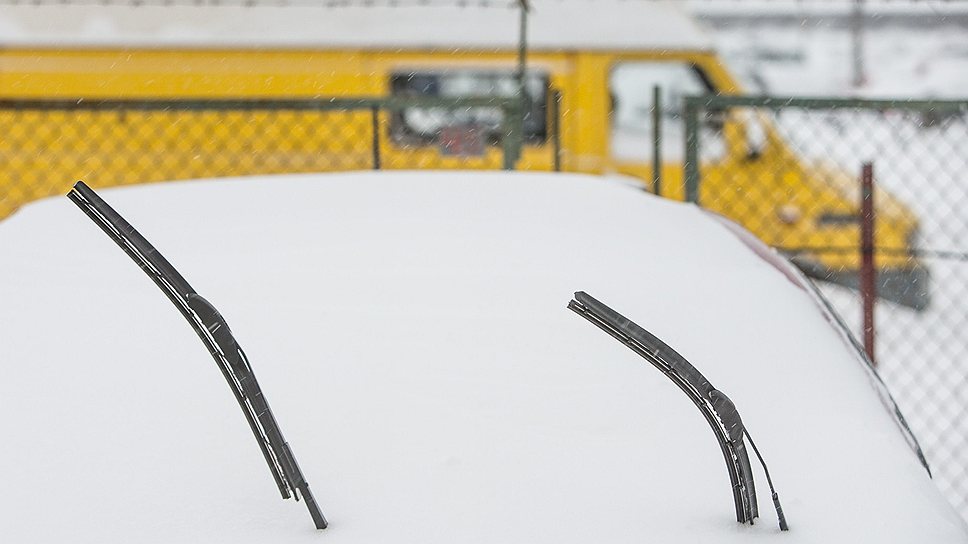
[0,1,925,307]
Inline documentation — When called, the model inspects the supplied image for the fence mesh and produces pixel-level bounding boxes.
[0,97,527,221]
[684,95,968,520]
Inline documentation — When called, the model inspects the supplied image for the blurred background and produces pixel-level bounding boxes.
[0,0,965,523]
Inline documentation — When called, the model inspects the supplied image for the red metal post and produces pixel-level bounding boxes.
[860,162,876,365]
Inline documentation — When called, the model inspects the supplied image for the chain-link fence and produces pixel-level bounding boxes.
[681,94,968,520]
[0,95,550,221]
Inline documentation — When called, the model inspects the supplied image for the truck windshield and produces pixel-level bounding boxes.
[390,70,549,145]
[609,62,723,163]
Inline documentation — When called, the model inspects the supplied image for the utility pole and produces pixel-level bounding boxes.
[510,0,529,169]
[851,0,866,88]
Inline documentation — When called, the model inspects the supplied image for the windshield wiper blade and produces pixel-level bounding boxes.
[67,181,328,530]
[568,291,788,531]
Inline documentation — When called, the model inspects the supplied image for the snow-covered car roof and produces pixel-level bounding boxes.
[0,171,964,543]
[0,1,714,51]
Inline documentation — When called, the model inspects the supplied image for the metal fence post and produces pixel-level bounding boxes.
[652,85,662,196]
[550,89,562,172]
[508,0,529,171]
[503,101,522,171]
[683,97,700,204]
[501,104,513,171]
[860,162,876,365]
[371,105,381,170]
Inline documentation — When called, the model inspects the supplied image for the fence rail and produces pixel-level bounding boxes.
[0,95,534,220]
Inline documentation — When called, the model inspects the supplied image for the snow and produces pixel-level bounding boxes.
[0,1,712,51]
[0,171,964,543]
[711,24,968,99]
[766,104,968,523]
[695,15,968,521]
[688,0,968,18]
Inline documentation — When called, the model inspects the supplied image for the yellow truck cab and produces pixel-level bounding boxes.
[0,1,923,306]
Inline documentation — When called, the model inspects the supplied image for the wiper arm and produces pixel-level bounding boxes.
[67,181,328,530]
[568,291,788,531]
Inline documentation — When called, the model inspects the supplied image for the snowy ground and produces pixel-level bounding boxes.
[701,8,968,98]
[0,172,964,542]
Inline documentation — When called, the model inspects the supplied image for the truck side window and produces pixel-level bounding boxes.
[609,62,720,162]
[390,70,549,145]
